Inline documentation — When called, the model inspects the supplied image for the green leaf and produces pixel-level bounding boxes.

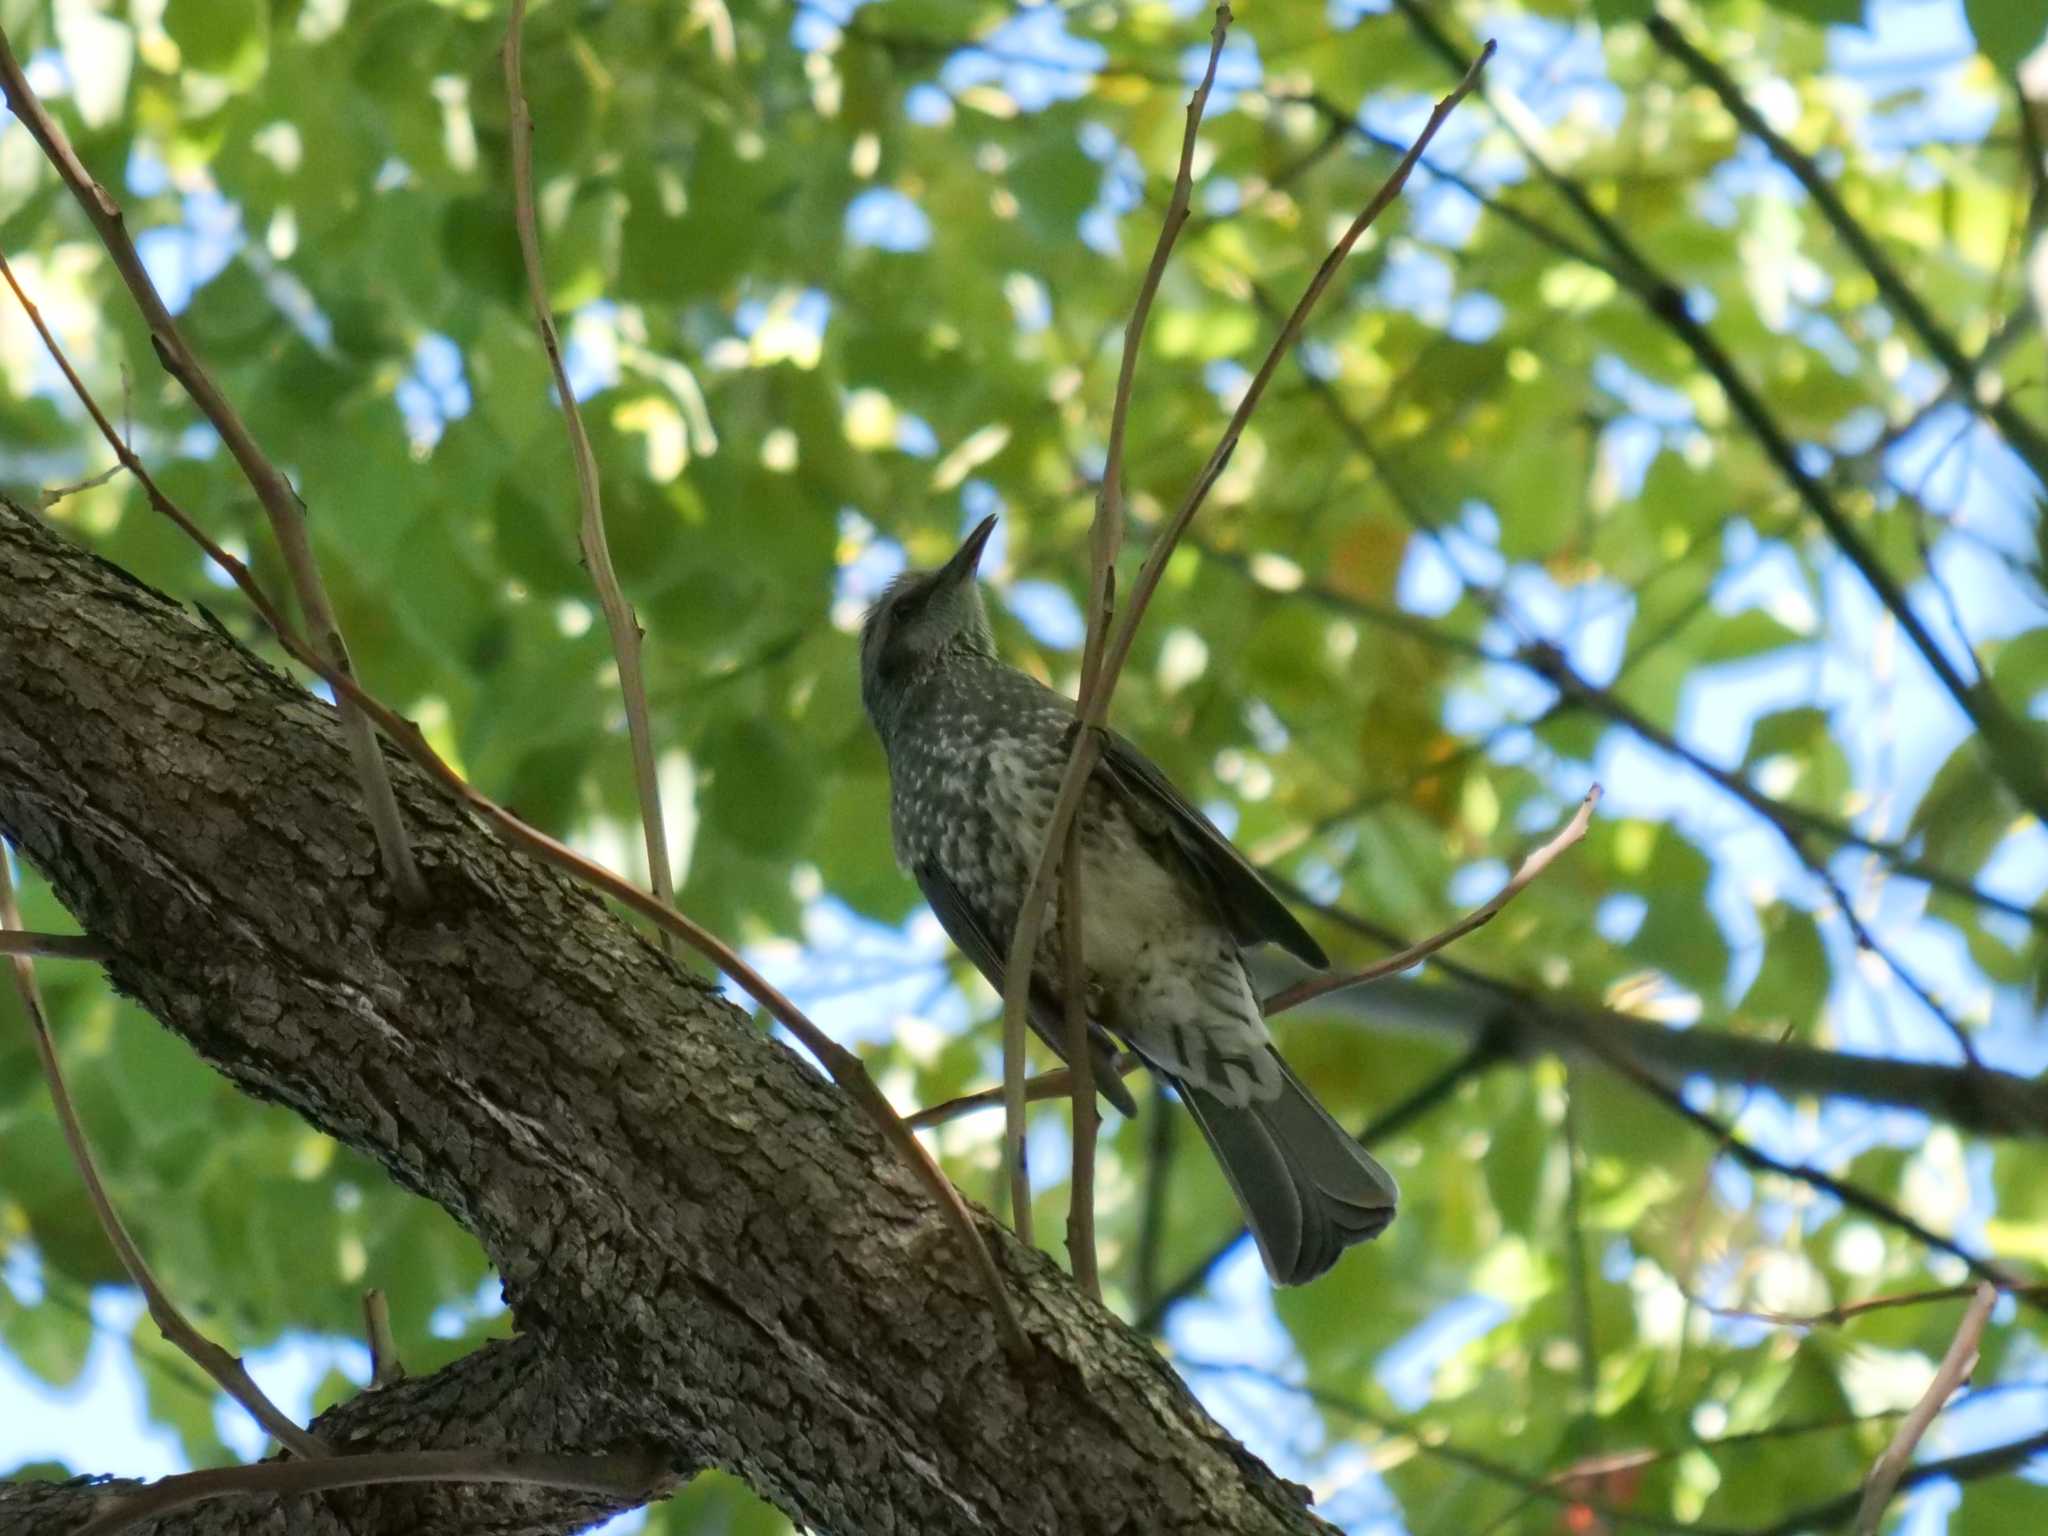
[1962,0,2045,71]
[0,1287,92,1388]
[163,0,267,82]
[699,714,820,861]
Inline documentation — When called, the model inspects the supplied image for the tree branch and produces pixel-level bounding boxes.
[0,927,107,961]
[1261,787,1598,1016]
[999,1,1235,1251]
[502,0,677,945]
[0,244,1024,1357]
[0,497,1337,1534]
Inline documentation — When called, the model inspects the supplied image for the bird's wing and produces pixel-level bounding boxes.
[1095,729,1329,969]
[912,859,1138,1116]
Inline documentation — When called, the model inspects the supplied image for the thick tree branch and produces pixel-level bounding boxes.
[0,1335,677,1536]
[0,499,1332,1535]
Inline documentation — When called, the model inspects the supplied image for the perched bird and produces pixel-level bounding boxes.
[859,515,1397,1285]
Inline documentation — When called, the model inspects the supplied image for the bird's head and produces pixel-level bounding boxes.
[859,514,999,729]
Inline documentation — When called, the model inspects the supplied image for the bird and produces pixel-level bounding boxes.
[858,514,1397,1285]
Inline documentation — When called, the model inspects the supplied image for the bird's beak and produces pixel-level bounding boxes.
[936,514,998,587]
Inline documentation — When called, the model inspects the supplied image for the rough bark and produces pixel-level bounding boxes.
[0,1338,673,1535]
[0,498,1325,1536]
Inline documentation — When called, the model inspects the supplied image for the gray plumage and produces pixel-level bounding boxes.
[858,515,1397,1285]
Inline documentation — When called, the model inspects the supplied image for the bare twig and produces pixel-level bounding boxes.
[1262,786,1598,1016]
[1573,1021,2029,1307]
[1851,1283,1998,1536]
[1647,15,2048,485]
[0,929,107,961]
[996,3,1235,1249]
[0,34,427,911]
[71,1447,668,1536]
[1692,1279,2046,1333]
[908,1053,1140,1131]
[0,277,1028,1366]
[502,0,676,944]
[995,25,1492,1249]
[1058,815,1101,1301]
[0,857,328,1460]
[1764,1425,2048,1536]
[37,462,124,508]
[362,1288,404,1388]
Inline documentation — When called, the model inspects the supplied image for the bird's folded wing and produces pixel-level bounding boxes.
[912,859,1138,1116]
[1095,730,1329,970]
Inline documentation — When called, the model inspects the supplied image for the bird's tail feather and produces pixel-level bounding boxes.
[1176,1053,1397,1285]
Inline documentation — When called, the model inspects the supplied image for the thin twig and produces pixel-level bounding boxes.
[1647,15,2048,485]
[362,1288,404,1387]
[71,1447,668,1536]
[995,28,1492,1249]
[37,461,124,508]
[1573,1023,2029,1308]
[0,271,1029,1365]
[1692,1279,2046,1333]
[0,929,107,961]
[1851,1283,1998,1536]
[907,1053,1140,1131]
[1059,815,1100,1301]
[996,4,1236,1249]
[0,34,427,911]
[0,858,328,1460]
[1262,786,1598,1016]
[502,0,676,947]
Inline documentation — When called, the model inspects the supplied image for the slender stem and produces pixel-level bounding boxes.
[71,1447,667,1536]
[1058,816,1101,1300]
[907,1054,1139,1131]
[1262,786,1597,1016]
[1851,1284,1998,1535]
[0,30,426,911]
[362,1288,404,1387]
[996,4,1237,1255]
[995,32,1492,1252]
[0,858,328,1460]
[1691,1279,2046,1332]
[503,0,676,946]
